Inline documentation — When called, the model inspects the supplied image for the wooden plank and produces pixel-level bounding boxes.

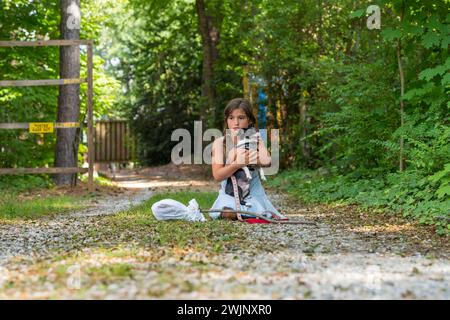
[115,122,120,161]
[96,122,105,161]
[124,124,128,161]
[120,121,124,161]
[116,122,122,162]
[104,122,108,161]
[103,122,106,161]
[124,122,128,161]
[0,123,29,129]
[0,122,80,129]
[109,122,113,161]
[112,121,117,161]
[99,122,103,161]
[95,121,100,162]
[0,40,91,47]
[125,122,129,161]
[101,122,105,161]
[118,121,122,161]
[112,121,116,161]
[96,122,100,161]
[109,121,113,161]
[87,43,94,192]
[0,167,88,175]
[119,121,124,161]
[0,78,87,87]
[54,122,80,128]
[96,119,127,123]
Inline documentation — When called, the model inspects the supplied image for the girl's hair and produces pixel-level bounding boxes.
[221,98,257,163]
[222,98,256,134]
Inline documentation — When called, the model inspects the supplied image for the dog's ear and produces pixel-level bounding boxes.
[237,128,246,138]
[246,127,258,136]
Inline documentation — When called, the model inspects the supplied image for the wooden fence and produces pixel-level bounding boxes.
[94,120,135,163]
[0,40,95,191]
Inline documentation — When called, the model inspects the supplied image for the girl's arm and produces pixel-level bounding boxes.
[255,137,272,167]
[211,138,247,182]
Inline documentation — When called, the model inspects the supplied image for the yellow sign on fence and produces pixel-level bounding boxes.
[29,122,54,133]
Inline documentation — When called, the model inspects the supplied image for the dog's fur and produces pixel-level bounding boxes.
[225,127,262,206]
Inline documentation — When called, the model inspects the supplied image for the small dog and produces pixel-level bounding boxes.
[225,127,266,206]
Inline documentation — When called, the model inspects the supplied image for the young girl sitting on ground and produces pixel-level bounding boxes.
[209,98,282,220]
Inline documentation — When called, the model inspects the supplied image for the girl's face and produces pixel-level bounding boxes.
[226,108,251,135]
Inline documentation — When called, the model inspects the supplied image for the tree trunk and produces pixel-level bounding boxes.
[316,0,324,54]
[277,85,289,169]
[397,2,405,172]
[195,0,220,125]
[299,98,310,165]
[54,0,81,186]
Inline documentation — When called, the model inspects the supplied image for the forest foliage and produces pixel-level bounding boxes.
[0,0,448,233]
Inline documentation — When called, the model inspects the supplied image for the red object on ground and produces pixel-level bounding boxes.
[245,218,271,224]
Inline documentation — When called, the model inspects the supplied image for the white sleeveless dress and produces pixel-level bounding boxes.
[208,168,282,220]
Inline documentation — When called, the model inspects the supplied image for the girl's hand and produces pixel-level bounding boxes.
[247,149,258,164]
[226,148,237,164]
[234,148,258,167]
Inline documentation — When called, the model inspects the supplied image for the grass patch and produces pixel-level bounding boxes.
[104,191,245,251]
[85,263,134,280]
[0,173,118,221]
[79,174,116,187]
[0,175,53,192]
[0,191,247,298]
[0,193,91,220]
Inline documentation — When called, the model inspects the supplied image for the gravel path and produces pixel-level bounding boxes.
[0,174,448,299]
[0,190,152,265]
[199,193,449,299]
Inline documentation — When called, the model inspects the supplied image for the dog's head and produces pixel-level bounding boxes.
[236,127,259,150]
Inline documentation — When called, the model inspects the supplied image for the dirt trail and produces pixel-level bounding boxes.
[0,164,448,299]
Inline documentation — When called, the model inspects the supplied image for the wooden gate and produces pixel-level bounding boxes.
[94,120,135,163]
[0,40,95,191]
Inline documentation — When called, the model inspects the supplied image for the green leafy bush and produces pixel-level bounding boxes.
[268,168,450,235]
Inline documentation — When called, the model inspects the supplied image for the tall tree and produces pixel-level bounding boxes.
[54,0,81,185]
[195,0,223,125]
[396,1,405,172]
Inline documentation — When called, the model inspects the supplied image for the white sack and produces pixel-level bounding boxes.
[151,198,206,222]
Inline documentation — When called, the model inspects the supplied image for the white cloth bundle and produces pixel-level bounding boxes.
[151,198,206,222]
